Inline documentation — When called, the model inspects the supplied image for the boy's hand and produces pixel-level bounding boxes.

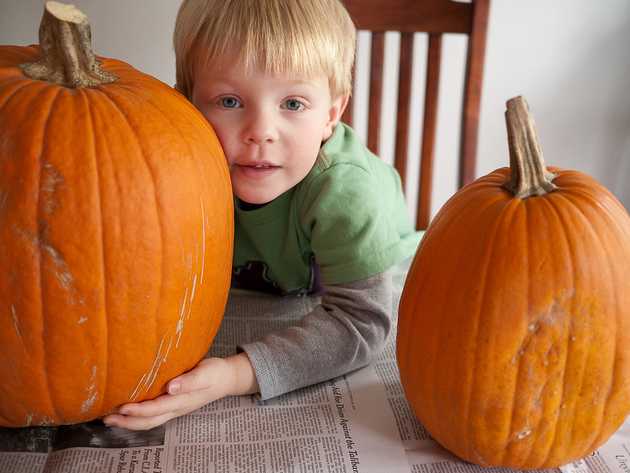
[102,353,258,431]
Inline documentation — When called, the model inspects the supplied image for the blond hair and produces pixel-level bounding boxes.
[173,0,356,100]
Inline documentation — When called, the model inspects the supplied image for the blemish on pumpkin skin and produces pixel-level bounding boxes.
[516,428,532,440]
[13,224,84,305]
[514,289,576,363]
[81,366,98,413]
[78,316,88,324]
[471,447,489,466]
[41,162,64,215]
[0,190,7,213]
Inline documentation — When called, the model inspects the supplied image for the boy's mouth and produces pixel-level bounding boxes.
[235,162,281,178]
[236,160,280,169]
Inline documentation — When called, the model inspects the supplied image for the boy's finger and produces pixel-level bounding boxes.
[168,364,217,394]
[104,412,174,431]
[118,393,192,417]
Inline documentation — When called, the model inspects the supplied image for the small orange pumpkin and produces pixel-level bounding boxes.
[397,96,630,469]
[0,2,233,426]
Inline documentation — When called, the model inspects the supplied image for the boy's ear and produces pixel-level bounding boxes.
[323,93,350,140]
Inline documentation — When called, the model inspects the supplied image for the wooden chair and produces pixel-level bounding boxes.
[342,0,490,230]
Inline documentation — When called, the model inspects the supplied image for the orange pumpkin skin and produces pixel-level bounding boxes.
[397,166,630,469]
[0,45,233,426]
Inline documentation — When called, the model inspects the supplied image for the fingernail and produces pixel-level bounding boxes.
[169,381,181,395]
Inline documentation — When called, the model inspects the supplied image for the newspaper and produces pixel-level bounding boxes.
[2,265,630,473]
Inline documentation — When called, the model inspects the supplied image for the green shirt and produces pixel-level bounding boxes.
[232,123,421,295]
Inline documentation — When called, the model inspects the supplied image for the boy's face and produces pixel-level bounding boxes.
[191,62,347,204]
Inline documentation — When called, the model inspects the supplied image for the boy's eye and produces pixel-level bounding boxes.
[218,96,241,109]
[282,99,305,112]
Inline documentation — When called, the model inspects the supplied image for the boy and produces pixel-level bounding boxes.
[104,0,421,430]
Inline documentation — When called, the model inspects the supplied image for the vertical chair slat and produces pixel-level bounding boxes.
[459,0,490,187]
[393,32,414,188]
[416,33,442,230]
[367,32,385,155]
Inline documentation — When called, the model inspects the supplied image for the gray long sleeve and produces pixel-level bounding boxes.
[238,269,394,400]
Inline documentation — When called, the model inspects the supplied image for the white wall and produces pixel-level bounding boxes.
[2,0,629,217]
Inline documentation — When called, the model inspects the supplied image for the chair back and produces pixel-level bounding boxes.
[342,0,490,229]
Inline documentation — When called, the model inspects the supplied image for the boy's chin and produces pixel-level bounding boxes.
[235,189,284,206]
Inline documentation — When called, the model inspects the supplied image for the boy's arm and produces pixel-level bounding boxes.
[240,268,394,400]
[102,269,393,429]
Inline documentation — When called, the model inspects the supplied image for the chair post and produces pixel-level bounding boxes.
[417,33,442,231]
[459,0,490,188]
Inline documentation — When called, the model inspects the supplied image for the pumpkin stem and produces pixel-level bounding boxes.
[20,1,117,88]
[503,96,557,198]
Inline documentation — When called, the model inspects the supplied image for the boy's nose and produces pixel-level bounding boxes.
[242,110,278,144]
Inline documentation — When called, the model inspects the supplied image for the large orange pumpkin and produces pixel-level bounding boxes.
[397,96,630,469]
[0,2,233,426]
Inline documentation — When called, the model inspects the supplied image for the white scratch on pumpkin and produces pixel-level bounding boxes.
[25,414,33,426]
[81,366,98,413]
[190,274,198,302]
[176,287,190,348]
[129,336,173,401]
[78,316,88,324]
[200,197,206,284]
[176,270,199,349]
[516,428,532,440]
[11,304,24,344]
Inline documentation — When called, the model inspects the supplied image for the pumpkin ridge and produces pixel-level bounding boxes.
[38,86,64,425]
[446,194,514,462]
[398,189,508,451]
[78,87,109,416]
[0,78,33,111]
[111,83,229,318]
[549,209,581,466]
[570,192,621,456]
[398,189,484,440]
[497,197,532,467]
[562,184,630,240]
[583,222,619,457]
[112,83,230,345]
[0,45,38,68]
[547,190,605,465]
[521,196,570,467]
[83,87,129,411]
[94,86,164,400]
[553,188,620,458]
[450,193,498,461]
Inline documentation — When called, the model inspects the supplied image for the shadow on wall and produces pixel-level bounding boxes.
[616,137,630,211]
[538,9,630,209]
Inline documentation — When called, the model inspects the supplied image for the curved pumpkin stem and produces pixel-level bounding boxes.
[20,1,117,88]
[504,96,557,199]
